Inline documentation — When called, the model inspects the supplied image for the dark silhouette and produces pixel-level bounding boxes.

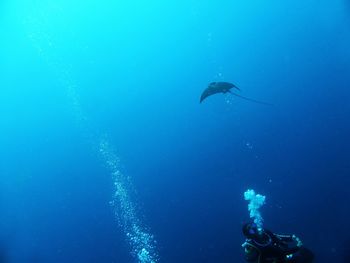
[200,82,272,105]
[200,82,240,103]
[242,222,314,263]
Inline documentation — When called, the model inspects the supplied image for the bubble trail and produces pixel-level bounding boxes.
[23,3,159,262]
[99,139,158,263]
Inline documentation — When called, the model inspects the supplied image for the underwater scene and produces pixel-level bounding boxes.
[1,0,350,262]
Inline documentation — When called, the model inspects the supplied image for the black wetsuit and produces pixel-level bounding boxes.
[243,229,313,263]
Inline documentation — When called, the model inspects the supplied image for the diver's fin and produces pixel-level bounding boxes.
[229,91,273,106]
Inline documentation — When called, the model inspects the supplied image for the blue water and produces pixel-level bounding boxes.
[1,1,350,262]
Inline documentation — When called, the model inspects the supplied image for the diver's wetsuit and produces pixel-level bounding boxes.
[242,227,314,263]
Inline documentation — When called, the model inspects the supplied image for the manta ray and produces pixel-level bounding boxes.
[200,82,272,105]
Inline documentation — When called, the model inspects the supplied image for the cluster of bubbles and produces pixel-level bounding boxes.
[244,189,266,230]
[99,140,159,263]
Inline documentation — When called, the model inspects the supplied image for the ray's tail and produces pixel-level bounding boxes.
[229,91,273,106]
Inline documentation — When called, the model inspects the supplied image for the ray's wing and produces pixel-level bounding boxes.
[232,85,241,91]
[200,87,219,103]
[200,82,241,103]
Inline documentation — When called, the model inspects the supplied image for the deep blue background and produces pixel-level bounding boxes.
[0,0,350,262]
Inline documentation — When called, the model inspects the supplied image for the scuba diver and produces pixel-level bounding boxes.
[242,222,314,263]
